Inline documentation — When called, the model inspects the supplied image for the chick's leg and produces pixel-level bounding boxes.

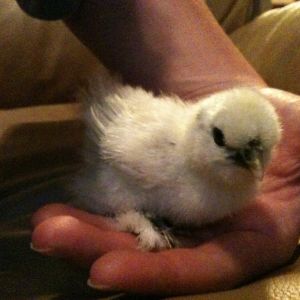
[116,210,176,250]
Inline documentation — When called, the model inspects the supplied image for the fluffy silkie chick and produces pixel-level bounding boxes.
[73,80,281,250]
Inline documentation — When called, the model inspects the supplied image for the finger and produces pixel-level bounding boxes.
[88,231,285,295]
[31,203,115,231]
[31,215,138,266]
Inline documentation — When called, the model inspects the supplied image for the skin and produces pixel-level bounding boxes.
[31,0,300,295]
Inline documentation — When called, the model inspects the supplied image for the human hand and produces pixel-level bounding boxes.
[31,0,299,296]
[30,88,300,295]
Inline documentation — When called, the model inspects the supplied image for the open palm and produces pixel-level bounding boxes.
[31,87,300,295]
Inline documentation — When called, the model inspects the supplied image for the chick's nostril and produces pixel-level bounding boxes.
[241,148,253,162]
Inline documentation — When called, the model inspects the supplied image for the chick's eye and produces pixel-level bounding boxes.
[212,127,225,147]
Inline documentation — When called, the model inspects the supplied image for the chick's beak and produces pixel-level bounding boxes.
[229,147,264,180]
[247,155,264,180]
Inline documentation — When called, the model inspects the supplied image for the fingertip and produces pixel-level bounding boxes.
[31,203,71,227]
[89,250,162,293]
[31,214,139,266]
[89,251,135,291]
[31,203,117,231]
[31,215,81,252]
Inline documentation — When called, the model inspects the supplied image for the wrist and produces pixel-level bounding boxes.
[65,0,265,98]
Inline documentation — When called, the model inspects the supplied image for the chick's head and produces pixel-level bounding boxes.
[185,88,281,184]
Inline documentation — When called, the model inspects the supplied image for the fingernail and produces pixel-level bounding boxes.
[87,279,114,291]
[30,242,52,254]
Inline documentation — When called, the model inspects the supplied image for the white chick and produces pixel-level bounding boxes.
[73,79,281,250]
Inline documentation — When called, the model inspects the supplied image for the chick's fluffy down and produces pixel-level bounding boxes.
[72,79,281,250]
